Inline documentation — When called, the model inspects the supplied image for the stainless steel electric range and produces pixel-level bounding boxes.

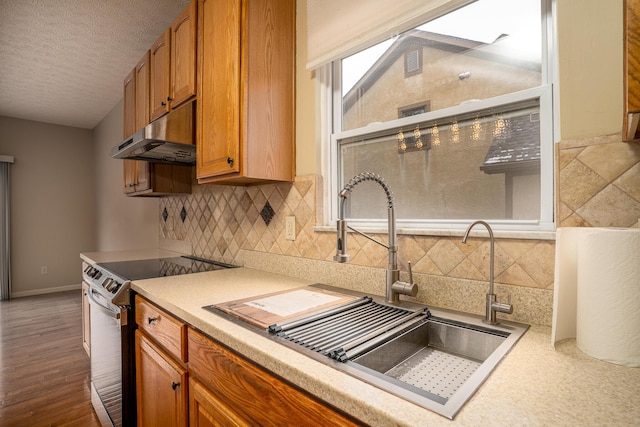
[82,255,236,427]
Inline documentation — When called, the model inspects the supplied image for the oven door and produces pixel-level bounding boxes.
[88,287,123,427]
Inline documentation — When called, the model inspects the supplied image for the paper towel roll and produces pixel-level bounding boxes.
[575,228,640,367]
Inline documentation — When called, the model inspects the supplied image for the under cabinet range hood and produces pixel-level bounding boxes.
[111,101,196,165]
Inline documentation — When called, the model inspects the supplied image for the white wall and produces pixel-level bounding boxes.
[92,100,159,252]
[0,101,159,297]
[0,115,96,296]
[556,0,623,139]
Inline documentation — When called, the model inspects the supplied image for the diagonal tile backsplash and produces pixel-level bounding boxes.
[160,174,555,290]
[558,133,640,227]
[159,134,638,326]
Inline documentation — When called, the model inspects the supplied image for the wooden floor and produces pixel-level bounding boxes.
[0,291,101,427]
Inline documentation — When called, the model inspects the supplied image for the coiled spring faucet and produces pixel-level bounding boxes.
[334,172,417,304]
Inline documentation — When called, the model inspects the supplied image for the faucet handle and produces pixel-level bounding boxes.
[391,261,418,297]
[392,280,418,297]
[492,294,513,314]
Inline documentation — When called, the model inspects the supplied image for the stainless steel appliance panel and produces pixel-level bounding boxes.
[88,288,123,427]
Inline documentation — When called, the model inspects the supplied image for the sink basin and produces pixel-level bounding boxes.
[346,315,519,418]
[210,285,529,420]
[353,318,507,376]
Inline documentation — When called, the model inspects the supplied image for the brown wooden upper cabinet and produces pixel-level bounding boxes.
[196,0,295,184]
[624,0,640,141]
[124,52,150,195]
[150,0,197,122]
[123,68,136,139]
[123,67,147,195]
[122,52,192,197]
[150,29,171,122]
[171,0,197,109]
[135,51,151,130]
[126,51,152,195]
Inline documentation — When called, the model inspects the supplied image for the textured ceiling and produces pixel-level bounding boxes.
[0,0,191,129]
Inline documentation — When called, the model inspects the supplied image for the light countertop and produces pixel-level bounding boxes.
[123,266,640,426]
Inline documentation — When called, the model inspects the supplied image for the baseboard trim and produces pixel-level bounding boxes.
[11,283,81,298]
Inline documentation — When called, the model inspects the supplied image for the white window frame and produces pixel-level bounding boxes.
[318,0,558,238]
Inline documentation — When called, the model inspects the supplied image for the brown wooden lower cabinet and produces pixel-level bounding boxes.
[135,330,188,427]
[134,295,363,426]
[187,327,363,426]
[189,377,250,427]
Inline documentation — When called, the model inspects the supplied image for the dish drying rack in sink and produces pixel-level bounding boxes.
[268,296,431,362]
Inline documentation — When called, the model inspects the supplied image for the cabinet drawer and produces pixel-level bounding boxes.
[187,327,362,426]
[136,296,187,362]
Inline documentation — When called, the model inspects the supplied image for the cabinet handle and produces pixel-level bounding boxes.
[226,157,234,166]
[171,381,180,390]
[167,97,173,102]
[147,317,158,325]
[161,101,166,107]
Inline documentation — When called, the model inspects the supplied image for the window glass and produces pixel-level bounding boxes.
[329,0,553,231]
[341,0,542,132]
[339,99,541,221]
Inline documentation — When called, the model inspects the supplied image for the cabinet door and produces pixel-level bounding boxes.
[136,330,188,427]
[135,51,151,130]
[135,161,151,193]
[81,281,90,357]
[150,29,171,121]
[123,68,136,138]
[123,160,150,194]
[123,160,137,194]
[243,0,295,182]
[171,0,197,108]
[188,328,362,426]
[196,0,242,180]
[189,377,250,427]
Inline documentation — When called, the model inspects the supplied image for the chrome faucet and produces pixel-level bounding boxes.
[462,220,513,325]
[334,172,417,304]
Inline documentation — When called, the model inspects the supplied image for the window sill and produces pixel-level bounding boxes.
[313,225,557,241]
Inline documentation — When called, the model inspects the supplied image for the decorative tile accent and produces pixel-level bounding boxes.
[162,207,168,222]
[180,206,187,223]
[260,201,275,226]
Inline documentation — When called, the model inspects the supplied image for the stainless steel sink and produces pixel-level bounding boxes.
[353,318,507,375]
[346,314,523,418]
[212,285,529,420]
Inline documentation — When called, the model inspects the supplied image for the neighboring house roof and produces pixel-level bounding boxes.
[480,113,541,174]
[343,29,540,113]
[343,30,483,112]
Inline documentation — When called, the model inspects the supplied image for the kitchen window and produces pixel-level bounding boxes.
[320,0,556,233]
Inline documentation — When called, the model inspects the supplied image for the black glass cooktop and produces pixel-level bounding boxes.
[97,255,236,281]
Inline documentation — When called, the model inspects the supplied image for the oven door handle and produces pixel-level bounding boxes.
[87,288,121,321]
